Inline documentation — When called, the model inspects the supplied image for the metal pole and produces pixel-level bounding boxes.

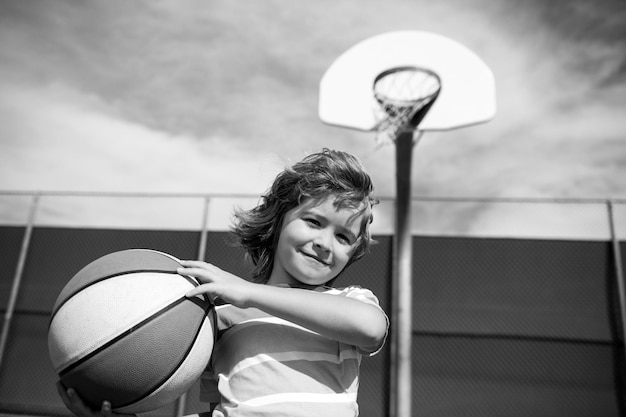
[0,194,39,370]
[607,200,626,343]
[174,196,211,417]
[390,130,419,417]
[197,196,211,262]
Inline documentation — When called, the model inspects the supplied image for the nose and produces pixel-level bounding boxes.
[313,229,332,253]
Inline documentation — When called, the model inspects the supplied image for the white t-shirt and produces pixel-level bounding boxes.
[200,285,388,417]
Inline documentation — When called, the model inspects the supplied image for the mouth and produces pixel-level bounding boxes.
[300,251,330,266]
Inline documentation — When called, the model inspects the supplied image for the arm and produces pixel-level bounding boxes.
[238,284,386,350]
[179,261,387,351]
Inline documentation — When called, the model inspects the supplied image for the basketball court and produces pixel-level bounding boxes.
[0,17,625,417]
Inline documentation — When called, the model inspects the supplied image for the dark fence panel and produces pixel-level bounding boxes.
[0,227,623,417]
[0,226,24,311]
[411,236,624,417]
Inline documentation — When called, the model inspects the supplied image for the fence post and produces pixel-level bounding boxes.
[0,193,39,370]
[197,196,211,262]
[607,200,626,340]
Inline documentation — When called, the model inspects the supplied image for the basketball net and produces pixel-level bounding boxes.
[373,67,441,145]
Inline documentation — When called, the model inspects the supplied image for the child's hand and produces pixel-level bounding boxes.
[56,382,135,417]
[178,260,256,308]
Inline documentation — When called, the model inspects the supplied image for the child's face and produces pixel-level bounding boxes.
[268,196,367,288]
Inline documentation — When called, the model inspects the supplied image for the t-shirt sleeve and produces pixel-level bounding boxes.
[336,285,389,355]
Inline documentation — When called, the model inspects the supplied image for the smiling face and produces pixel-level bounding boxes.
[267,195,368,288]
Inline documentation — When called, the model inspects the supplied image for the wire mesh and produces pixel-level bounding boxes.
[0,192,624,417]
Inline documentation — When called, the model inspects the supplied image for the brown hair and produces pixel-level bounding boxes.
[231,149,377,283]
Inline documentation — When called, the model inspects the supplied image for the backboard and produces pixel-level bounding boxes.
[319,31,496,132]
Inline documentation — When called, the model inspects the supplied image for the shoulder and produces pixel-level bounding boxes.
[316,285,382,306]
[322,285,388,355]
[213,303,268,331]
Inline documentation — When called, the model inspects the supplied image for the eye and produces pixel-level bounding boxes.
[336,234,350,244]
[336,233,356,245]
[304,217,321,227]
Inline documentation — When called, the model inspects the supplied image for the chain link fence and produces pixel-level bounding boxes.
[0,192,624,417]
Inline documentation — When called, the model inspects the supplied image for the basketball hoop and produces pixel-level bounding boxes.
[319,31,496,417]
[372,67,441,145]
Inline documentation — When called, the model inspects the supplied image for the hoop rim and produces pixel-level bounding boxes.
[373,66,442,108]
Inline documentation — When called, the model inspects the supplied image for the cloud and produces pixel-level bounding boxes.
[0,0,625,238]
[0,82,281,194]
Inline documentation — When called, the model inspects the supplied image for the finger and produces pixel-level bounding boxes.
[185,283,215,298]
[64,387,95,417]
[56,381,72,405]
[177,266,208,275]
[101,401,112,417]
[177,267,212,282]
[178,260,209,268]
[67,388,83,407]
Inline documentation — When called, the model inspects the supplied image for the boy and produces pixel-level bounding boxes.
[59,149,388,417]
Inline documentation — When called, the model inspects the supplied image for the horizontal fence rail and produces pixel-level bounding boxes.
[1,190,625,239]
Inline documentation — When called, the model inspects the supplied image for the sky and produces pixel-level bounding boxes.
[0,0,625,238]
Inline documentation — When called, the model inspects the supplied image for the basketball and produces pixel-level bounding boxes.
[48,249,215,414]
